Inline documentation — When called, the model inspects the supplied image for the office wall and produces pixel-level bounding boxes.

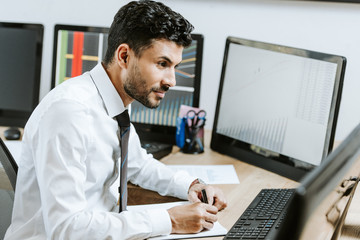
[1,0,360,141]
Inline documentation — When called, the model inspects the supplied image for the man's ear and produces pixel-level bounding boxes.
[116,43,130,68]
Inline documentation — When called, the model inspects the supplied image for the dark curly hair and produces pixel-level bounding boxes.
[103,0,194,66]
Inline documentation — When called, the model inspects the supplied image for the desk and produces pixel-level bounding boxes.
[1,127,360,239]
[129,131,360,240]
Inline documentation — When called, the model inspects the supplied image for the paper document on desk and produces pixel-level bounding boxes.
[167,165,240,184]
[128,201,227,239]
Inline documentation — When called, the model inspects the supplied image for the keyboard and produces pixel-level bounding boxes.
[141,141,173,160]
[224,188,295,240]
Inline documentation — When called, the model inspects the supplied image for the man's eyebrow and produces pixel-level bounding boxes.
[160,56,182,66]
[160,56,173,64]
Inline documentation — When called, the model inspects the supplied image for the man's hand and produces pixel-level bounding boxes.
[188,183,227,211]
[167,202,218,233]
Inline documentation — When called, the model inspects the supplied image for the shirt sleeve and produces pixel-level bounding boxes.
[32,99,171,239]
[127,125,196,200]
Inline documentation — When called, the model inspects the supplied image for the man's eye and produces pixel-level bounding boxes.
[158,61,167,67]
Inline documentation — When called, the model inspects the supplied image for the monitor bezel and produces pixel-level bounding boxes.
[0,22,43,128]
[210,36,346,181]
[132,33,204,145]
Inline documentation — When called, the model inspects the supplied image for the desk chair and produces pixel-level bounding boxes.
[0,138,18,239]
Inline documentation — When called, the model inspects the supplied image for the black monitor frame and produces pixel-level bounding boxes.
[132,33,204,145]
[0,22,43,128]
[211,36,346,181]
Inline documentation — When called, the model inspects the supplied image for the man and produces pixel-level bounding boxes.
[5,1,227,239]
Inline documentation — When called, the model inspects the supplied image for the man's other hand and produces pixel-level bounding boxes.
[167,202,218,233]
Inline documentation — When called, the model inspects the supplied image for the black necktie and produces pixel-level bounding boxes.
[115,110,130,213]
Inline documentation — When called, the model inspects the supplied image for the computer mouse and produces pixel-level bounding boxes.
[4,127,21,140]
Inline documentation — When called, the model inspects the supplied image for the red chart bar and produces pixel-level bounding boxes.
[71,32,84,77]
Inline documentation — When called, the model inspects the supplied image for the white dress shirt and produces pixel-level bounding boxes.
[5,64,195,240]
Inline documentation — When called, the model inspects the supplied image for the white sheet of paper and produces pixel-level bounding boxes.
[167,165,240,184]
[128,201,227,239]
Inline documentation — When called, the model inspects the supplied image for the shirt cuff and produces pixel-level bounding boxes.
[146,208,172,237]
[173,170,198,199]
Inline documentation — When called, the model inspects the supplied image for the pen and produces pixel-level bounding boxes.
[201,189,208,204]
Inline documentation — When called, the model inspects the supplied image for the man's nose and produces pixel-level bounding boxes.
[163,68,176,88]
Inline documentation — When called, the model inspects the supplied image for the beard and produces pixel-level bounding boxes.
[124,65,169,109]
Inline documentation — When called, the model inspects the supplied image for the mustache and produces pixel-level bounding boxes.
[152,85,169,92]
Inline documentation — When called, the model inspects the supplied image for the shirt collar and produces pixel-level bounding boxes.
[89,63,128,118]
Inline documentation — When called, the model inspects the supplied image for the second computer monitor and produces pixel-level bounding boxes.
[211,36,346,181]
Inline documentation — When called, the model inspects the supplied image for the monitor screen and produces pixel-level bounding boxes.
[132,34,203,144]
[211,37,346,181]
[52,24,109,88]
[0,22,43,127]
[52,25,203,145]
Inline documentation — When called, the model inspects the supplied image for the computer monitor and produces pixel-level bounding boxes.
[51,24,109,88]
[0,22,43,128]
[211,36,346,181]
[276,122,360,240]
[52,25,203,147]
[131,34,203,145]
